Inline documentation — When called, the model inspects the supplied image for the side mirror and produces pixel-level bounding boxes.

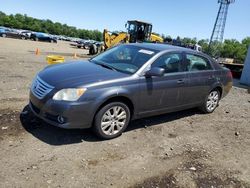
[145,67,165,77]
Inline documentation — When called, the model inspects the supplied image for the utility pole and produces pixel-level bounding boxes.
[209,0,235,57]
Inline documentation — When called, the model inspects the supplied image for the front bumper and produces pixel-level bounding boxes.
[29,92,95,129]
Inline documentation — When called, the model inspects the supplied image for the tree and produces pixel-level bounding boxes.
[0,11,102,41]
[1,11,249,61]
[197,39,209,54]
[219,39,245,63]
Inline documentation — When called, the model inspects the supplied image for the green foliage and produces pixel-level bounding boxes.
[182,37,197,45]
[1,11,249,62]
[176,36,250,63]
[0,11,102,41]
[197,39,210,53]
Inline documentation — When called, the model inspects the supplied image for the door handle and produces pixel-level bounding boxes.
[177,79,184,84]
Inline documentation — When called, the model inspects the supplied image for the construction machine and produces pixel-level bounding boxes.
[89,20,163,55]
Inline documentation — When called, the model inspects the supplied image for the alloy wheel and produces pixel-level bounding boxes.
[206,91,219,112]
[101,106,127,136]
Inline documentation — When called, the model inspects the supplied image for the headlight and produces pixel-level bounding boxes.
[53,88,87,101]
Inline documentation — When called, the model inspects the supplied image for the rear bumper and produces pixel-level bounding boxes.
[29,92,96,129]
[222,80,233,98]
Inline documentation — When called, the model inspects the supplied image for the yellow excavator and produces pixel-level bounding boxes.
[89,20,163,55]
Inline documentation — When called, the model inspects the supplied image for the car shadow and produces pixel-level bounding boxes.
[20,105,100,145]
[20,105,202,146]
[126,108,201,132]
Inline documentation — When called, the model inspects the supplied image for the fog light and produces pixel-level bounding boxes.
[57,115,65,124]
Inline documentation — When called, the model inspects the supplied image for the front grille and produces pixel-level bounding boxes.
[31,76,54,99]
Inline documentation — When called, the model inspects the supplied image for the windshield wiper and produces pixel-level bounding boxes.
[95,62,118,72]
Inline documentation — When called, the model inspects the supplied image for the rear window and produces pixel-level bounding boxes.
[37,33,48,37]
[185,54,212,71]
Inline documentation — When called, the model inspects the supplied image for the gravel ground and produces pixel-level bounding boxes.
[0,37,250,188]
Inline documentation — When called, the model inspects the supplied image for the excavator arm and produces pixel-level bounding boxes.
[103,29,129,49]
[89,21,163,55]
[150,33,163,43]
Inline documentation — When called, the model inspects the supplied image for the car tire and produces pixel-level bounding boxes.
[93,102,130,139]
[100,45,105,52]
[89,44,97,55]
[35,37,39,41]
[97,46,101,53]
[200,89,220,113]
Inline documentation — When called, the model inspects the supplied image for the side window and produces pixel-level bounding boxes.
[152,53,182,74]
[186,54,212,72]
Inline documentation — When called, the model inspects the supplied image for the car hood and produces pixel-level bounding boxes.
[38,61,128,88]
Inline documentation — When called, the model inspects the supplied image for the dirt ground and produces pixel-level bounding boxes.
[0,37,250,188]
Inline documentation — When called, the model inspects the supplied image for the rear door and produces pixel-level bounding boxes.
[8,29,18,38]
[182,52,215,105]
[5,29,12,37]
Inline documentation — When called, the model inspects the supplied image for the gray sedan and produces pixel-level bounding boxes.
[29,43,232,139]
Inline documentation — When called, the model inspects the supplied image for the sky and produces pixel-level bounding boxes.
[0,0,249,41]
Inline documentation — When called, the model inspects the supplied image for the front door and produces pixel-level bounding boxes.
[138,52,187,114]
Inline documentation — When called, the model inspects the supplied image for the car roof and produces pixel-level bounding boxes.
[126,43,196,53]
[127,20,152,25]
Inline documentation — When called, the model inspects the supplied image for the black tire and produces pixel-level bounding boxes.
[200,89,220,114]
[100,45,105,52]
[97,46,102,53]
[89,45,93,55]
[89,44,97,55]
[93,102,130,139]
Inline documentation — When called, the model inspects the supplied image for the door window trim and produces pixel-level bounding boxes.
[148,51,185,76]
[183,52,214,73]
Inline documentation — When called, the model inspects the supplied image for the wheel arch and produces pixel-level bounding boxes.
[92,95,135,126]
[210,85,223,99]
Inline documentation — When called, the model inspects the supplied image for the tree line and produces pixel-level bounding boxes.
[1,11,249,63]
[0,11,102,41]
[163,35,250,64]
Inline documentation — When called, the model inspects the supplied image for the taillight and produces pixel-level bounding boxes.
[227,71,233,79]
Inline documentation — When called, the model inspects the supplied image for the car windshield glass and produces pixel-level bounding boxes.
[90,45,158,74]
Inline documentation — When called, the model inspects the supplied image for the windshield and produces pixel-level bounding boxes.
[90,45,158,74]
